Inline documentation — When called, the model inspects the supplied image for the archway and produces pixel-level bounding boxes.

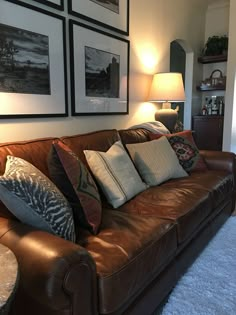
[170,39,194,130]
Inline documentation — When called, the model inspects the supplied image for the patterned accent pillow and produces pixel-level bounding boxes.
[149,130,208,172]
[84,141,148,209]
[48,141,102,235]
[0,156,75,242]
[126,136,188,186]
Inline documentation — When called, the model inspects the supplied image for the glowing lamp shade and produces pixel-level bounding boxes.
[148,72,185,133]
[148,72,185,109]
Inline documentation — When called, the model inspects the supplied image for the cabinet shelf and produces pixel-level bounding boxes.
[198,55,227,64]
[196,85,225,91]
[197,55,227,91]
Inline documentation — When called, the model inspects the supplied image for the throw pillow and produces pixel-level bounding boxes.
[126,136,188,186]
[0,156,75,242]
[48,140,102,235]
[149,130,208,172]
[84,141,148,209]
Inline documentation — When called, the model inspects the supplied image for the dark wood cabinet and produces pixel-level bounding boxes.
[192,115,224,151]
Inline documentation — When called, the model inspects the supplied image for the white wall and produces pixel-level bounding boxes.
[205,0,229,40]
[197,0,236,153]
[223,0,236,152]
[0,0,206,142]
[202,1,229,103]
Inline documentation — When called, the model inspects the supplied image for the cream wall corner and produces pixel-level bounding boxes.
[223,0,236,152]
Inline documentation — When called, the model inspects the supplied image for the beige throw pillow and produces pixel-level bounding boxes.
[126,136,188,186]
[84,141,147,208]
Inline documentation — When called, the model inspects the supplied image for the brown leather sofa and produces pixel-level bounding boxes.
[0,128,235,315]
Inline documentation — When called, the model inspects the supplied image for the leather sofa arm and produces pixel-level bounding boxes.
[0,218,98,315]
[200,150,236,174]
[200,150,236,203]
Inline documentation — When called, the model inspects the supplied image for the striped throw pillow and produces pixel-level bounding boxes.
[84,141,147,208]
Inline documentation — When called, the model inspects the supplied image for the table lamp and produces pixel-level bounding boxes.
[148,72,186,132]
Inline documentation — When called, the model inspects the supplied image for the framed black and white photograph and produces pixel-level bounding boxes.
[68,0,129,36]
[32,0,64,11]
[69,20,129,115]
[0,0,67,118]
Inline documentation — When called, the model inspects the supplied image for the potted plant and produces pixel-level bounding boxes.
[202,35,228,56]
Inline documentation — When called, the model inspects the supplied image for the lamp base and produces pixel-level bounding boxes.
[162,102,172,109]
[155,109,178,133]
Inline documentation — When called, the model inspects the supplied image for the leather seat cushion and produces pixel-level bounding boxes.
[119,170,233,244]
[78,209,176,314]
[120,183,210,244]
[173,170,234,208]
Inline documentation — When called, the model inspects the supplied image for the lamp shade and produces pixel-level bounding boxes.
[148,72,185,102]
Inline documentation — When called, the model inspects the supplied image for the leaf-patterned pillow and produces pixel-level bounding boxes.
[0,156,75,242]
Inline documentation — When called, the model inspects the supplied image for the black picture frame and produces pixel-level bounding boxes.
[69,20,129,116]
[68,0,129,36]
[32,0,64,11]
[0,0,68,118]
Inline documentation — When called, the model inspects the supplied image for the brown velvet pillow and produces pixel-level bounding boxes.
[48,140,102,235]
[149,130,208,172]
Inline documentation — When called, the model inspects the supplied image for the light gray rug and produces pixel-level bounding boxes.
[160,216,236,315]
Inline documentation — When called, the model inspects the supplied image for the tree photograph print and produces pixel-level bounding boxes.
[0,23,50,95]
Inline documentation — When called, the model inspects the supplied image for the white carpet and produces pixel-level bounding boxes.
[161,216,236,315]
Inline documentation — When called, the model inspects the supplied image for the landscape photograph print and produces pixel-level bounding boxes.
[69,0,128,35]
[0,23,50,95]
[90,0,119,14]
[85,46,120,98]
[70,19,129,115]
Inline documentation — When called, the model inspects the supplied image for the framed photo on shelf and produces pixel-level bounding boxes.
[68,0,129,36]
[32,0,64,11]
[0,1,68,118]
[69,20,130,116]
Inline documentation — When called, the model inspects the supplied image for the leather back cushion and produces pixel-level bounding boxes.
[0,130,120,180]
[119,128,151,145]
[61,129,120,166]
[0,129,144,219]
[0,137,57,177]
[0,137,57,218]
